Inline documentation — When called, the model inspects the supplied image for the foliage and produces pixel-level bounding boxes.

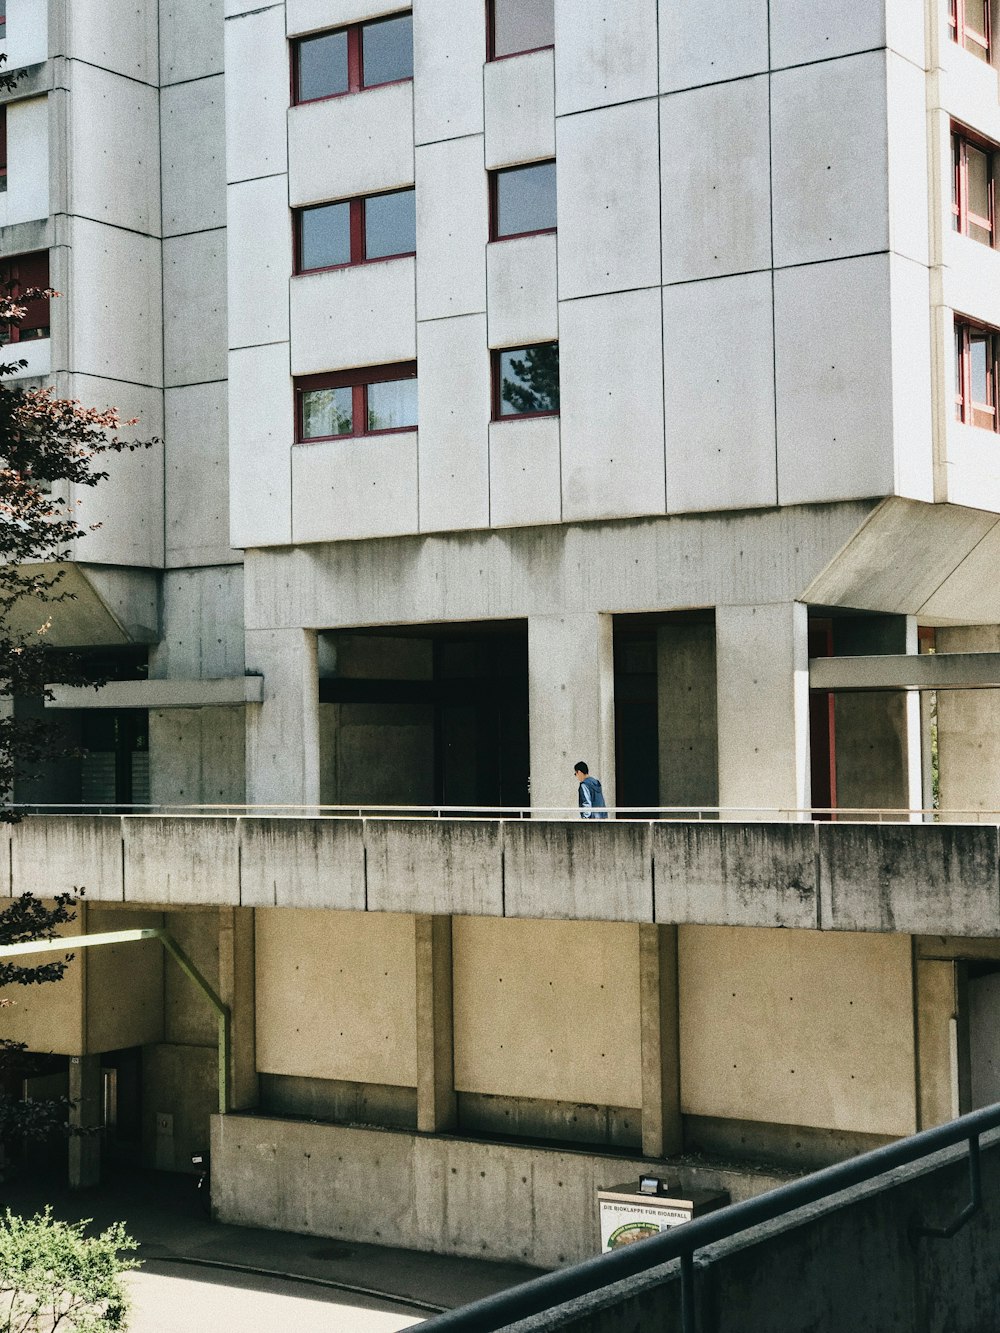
[0,1208,138,1332]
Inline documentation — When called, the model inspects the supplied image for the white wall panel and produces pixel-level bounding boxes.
[775,255,894,506]
[69,219,162,386]
[287,0,410,37]
[292,432,418,542]
[67,0,157,81]
[414,0,484,145]
[554,0,657,115]
[947,421,1000,513]
[943,231,1000,335]
[166,381,236,567]
[225,6,288,184]
[559,287,665,521]
[417,313,490,532]
[227,175,290,350]
[288,81,414,205]
[658,0,768,92]
[489,416,561,528]
[660,76,770,285]
[487,233,557,349]
[556,101,660,300]
[484,47,555,169]
[415,136,488,321]
[771,52,890,268]
[890,255,933,503]
[769,0,884,68]
[4,338,49,379]
[290,257,416,375]
[229,342,293,548]
[69,63,160,235]
[663,272,777,514]
[161,75,226,237]
[3,95,48,226]
[4,0,47,70]
[160,0,224,84]
[164,231,227,387]
[887,53,929,266]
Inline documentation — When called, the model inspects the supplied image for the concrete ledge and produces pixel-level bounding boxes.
[46,677,264,709]
[9,816,122,902]
[504,822,652,921]
[810,651,1000,691]
[239,818,365,909]
[365,820,504,915]
[122,818,240,905]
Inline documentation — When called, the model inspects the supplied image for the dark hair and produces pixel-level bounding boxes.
[573,761,589,775]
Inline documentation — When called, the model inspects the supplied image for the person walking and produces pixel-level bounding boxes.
[574,761,608,819]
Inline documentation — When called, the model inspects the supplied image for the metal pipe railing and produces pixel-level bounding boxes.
[418,1101,1000,1333]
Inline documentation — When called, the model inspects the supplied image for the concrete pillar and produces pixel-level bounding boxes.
[415,915,456,1133]
[936,625,1000,816]
[68,1054,102,1188]
[915,955,958,1130]
[528,613,615,812]
[217,908,257,1112]
[657,623,718,809]
[715,602,810,815]
[245,628,320,807]
[639,924,682,1158]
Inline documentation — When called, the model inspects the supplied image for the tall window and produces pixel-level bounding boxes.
[489,161,556,240]
[950,0,991,61]
[296,363,418,442]
[953,129,995,245]
[293,12,413,103]
[493,343,559,419]
[0,252,50,342]
[0,107,7,194]
[488,0,554,59]
[955,320,1000,431]
[295,189,416,273]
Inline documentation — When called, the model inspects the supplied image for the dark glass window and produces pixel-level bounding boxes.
[952,128,996,247]
[296,30,349,101]
[365,189,416,259]
[299,201,352,271]
[295,189,415,273]
[493,343,559,418]
[367,377,418,432]
[489,0,554,58]
[302,385,354,439]
[491,161,556,239]
[297,363,418,441]
[362,14,413,87]
[293,12,413,103]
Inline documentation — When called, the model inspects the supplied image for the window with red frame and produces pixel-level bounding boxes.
[295,188,415,273]
[292,11,412,104]
[492,343,559,419]
[955,321,1000,431]
[950,0,991,61]
[488,0,554,59]
[489,161,556,240]
[953,128,995,245]
[297,362,417,442]
[0,1,6,34]
[0,107,7,194]
[0,252,50,342]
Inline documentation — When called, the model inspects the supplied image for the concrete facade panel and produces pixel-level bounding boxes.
[503,821,652,921]
[148,707,247,806]
[771,53,890,268]
[768,0,885,68]
[488,416,562,528]
[2,96,48,227]
[160,0,225,84]
[160,75,226,237]
[4,0,46,69]
[658,0,768,92]
[0,910,83,1055]
[165,381,235,568]
[559,287,665,521]
[660,77,770,284]
[227,175,290,350]
[365,821,504,916]
[887,53,929,267]
[67,0,158,81]
[416,312,491,532]
[224,6,288,184]
[663,272,777,514]
[239,819,365,909]
[289,258,416,375]
[556,100,660,300]
[10,817,123,902]
[484,47,555,170]
[553,0,657,115]
[86,905,165,1054]
[150,566,246,680]
[890,255,933,503]
[774,255,894,506]
[415,135,488,321]
[288,81,415,206]
[486,232,558,349]
[164,231,227,386]
[122,818,240,905]
[68,220,163,386]
[287,0,415,33]
[68,63,160,236]
[291,431,419,543]
[413,0,484,145]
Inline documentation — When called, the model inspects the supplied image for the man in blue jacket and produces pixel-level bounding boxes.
[574,761,608,819]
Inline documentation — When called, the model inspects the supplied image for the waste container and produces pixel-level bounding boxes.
[597,1176,729,1252]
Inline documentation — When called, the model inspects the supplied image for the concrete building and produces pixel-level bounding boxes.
[6,0,1000,1272]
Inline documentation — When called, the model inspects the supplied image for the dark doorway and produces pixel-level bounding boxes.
[613,631,659,812]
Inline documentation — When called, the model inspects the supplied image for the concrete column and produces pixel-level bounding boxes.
[657,623,718,809]
[936,625,1000,817]
[715,602,810,815]
[245,628,320,807]
[217,908,257,1112]
[639,925,682,1158]
[528,613,615,812]
[68,1054,102,1188]
[415,915,456,1133]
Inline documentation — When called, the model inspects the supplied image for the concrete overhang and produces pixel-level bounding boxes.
[45,677,263,709]
[809,651,1000,691]
[6,563,159,646]
[800,497,1000,625]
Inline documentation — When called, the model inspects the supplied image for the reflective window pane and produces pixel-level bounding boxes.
[492,0,554,57]
[362,14,413,86]
[300,201,351,270]
[297,30,349,101]
[367,377,418,431]
[495,161,556,237]
[365,189,416,259]
[497,343,559,416]
[302,386,353,439]
[971,335,991,403]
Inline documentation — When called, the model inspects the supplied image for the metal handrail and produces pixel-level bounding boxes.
[418,1101,1000,1332]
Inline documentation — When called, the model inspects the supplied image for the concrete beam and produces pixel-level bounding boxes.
[45,677,264,709]
[415,914,457,1134]
[810,652,1000,691]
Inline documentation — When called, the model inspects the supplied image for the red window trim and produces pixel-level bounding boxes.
[485,0,554,61]
[952,123,997,245]
[291,11,413,107]
[296,361,417,443]
[0,105,8,194]
[955,318,1000,432]
[950,0,992,60]
[293,188,416,275]
[491,344,560,422]
[488,160,557,243]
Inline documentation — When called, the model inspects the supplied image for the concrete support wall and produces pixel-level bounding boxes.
[67,1054,101,1189]
[937,625,1000,815]
[245,628,320,806]
[639,924,681,1158]
[657,623,718,808]
[415,914,456,1133]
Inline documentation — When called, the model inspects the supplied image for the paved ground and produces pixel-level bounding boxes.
[3,1165,540,1332]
